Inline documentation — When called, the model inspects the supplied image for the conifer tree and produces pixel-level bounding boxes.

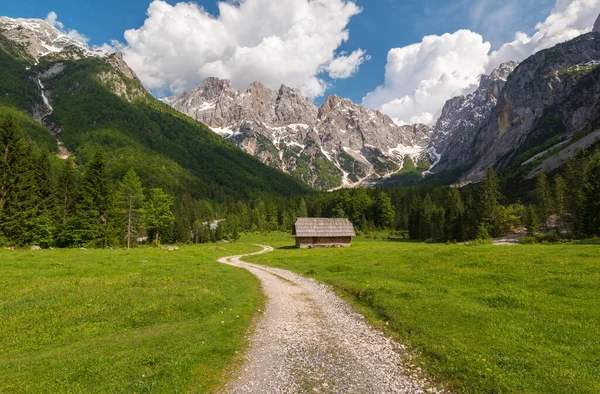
[445,188,464,241]
[142,188,174,244]
[536,170,553,232]
[478,166,502,237]
[553,175,566,233]
[298,198,308,218]
[0,115,30,244]
[30,148,59,247]
[75,149,118,247]
[525,205,538,236]
[0,116,39,245]
[583,150,600,237]
[119,169,144,249]
[375,192,395,229]
[564,153,587,237]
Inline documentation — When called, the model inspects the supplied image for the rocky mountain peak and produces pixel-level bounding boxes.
[165,78,432,190]
[0,16,104,61]
[105,52,141,82]
[593,13,600,33]
[424,61,519,174]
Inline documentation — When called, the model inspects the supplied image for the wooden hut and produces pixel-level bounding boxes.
[293,218,356,248]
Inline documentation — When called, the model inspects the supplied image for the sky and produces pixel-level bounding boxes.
[3,0,600,124]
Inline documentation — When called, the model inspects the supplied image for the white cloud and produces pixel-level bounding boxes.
[121,0,366,97]
[363,30,491,125]
[45,11,90,45]
[488,0,600,70]
[363,0,600,125]
[326,49,369,79]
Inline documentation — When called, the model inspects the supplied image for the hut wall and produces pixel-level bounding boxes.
[296,236,352,248]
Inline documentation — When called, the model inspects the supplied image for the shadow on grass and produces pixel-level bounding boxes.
[277,246,298,250]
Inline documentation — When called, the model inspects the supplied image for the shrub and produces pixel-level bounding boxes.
[536,232,562,244]
[475,223,492,244]
[520,237,538,245]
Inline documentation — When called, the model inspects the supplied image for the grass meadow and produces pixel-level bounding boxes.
[244,233,600,394]
[0,243,263,393]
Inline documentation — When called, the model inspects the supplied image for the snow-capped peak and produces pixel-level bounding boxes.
[0,16,108,61]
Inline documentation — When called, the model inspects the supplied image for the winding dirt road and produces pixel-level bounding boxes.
[218,245,438,394]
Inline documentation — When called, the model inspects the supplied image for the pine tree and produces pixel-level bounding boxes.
[298,198,308,218]
[553,175,566,233]
[583,150,600,237]
[75,149,118,247]
[564,153,587,237]
[375,192,395,229]
[536,170,553,232]
[30,148,59,247]
[142,188,174,245]
[119,169,145,249]
[525,205,538,236]
[0,115,39,246]
[445,188,464,241]
[478,166,502,237]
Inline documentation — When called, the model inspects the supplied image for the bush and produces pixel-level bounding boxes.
[536,232,562,244]
[475,223,492,244]
[520,237,538,245]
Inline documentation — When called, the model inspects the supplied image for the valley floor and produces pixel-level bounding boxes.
[0,244,264,393]
[243,233,600,394]
[1,235,598,393]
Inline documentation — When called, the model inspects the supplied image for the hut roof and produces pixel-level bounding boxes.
[293,218,356,237]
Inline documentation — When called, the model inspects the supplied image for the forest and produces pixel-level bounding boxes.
[1,113,599,248]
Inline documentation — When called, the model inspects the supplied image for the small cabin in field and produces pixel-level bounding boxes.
[293,218,356,248]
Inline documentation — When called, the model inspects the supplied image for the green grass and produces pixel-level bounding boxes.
[243,233,600,393]
[0,243,264,393]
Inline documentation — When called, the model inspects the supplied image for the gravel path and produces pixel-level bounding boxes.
[219,245,441,394]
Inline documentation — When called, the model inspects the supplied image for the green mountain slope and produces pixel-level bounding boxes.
[0,37,310,200]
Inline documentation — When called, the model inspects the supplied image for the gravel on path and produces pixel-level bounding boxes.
[219,245,443,394]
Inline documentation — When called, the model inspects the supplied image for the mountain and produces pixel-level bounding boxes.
[423,62,519,181]
[0,16,309,200]
[419,31,600,188]
[164,78,432,190]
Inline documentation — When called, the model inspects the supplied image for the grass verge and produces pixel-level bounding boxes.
[0,243,263,393]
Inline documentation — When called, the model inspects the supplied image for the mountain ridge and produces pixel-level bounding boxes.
[164,77,432,190]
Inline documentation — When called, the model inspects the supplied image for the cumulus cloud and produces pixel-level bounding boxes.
[45,11,90,45]
[488,0,600,70]
[326,49,370,79]
[363,0,600,125]
[363,30,491,125]
[121,0,366,97]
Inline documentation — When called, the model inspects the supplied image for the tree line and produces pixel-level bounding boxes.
[2,113,599,248]
[0,115,178,248]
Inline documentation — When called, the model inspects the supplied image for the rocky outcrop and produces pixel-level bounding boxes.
[165,78,432,190]
[105,52,141,83]
[460,33,600,183]
[594,14,600,33]
[425,62,518,176]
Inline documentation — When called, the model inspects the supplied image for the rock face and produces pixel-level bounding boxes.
[165,79,432,190]
[594,14,600,33]
[425,62,518,176]
[459,33,600,183]
[423,30,600,185]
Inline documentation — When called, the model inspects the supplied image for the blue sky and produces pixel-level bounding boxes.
[2,0,559,106]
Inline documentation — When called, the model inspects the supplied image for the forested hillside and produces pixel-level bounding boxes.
[0,36,309,201]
